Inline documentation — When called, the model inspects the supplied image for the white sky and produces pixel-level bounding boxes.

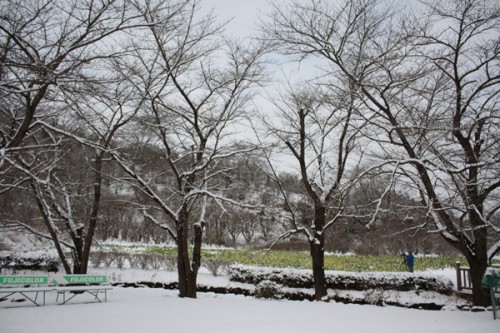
[201,0,275,37]
[199,0,335,174]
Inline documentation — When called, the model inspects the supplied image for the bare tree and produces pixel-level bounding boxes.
[0,0,145,258]
[255,82,368,300]
[263,0,500,305]
[0,0,143,173]
[109,0,266,298]
[4,71,144,273]
[410,0,500,305]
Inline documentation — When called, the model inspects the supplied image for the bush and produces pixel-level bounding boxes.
[0,251,59,272]
[163,255,177,271]
[112,252,128,269]
[126,253,177,271]
[90,251,108,268]
[203,259,231,276]
[228,265,454,295]
[254,280,283,299]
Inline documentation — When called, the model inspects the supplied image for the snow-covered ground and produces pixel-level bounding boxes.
[1,268,499,333]
[1,285,499,333]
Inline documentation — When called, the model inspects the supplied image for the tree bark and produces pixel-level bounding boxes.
[310,205,327,300]
[468,257,490,306]
[464,215,490,306]
[177,208,198,298]
[80,151,105,274]
[311,240,327,300]
[73,226,84,274]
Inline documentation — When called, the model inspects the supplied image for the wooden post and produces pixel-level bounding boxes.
[491,288,497,320]
[456,261,462,291]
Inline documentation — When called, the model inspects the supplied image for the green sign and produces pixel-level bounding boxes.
[0,276,49,285]
[51,275,107,285]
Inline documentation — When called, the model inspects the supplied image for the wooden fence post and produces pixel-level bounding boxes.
[456,261,462,291]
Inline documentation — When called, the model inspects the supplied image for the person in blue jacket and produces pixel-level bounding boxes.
[406,251,414,273]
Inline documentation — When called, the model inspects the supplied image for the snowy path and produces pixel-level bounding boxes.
[1,286,499,333]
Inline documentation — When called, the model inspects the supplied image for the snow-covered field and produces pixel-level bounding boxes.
[1,285,499,333]
[1,268,499,333]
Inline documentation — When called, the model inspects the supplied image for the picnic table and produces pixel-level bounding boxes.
[52,275,112,304]
[0,274,112,306]
[0,276,53,306]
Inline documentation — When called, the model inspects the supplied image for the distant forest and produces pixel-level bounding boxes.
[2,139,459,255]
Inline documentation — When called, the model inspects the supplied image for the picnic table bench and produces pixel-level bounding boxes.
[52,275,112,304]
[0,275,53,306]
[0,274,112,306]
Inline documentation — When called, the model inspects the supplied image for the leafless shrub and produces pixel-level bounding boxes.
[112,252,128,269]
[126,253,177,271]
[203,259,231,276]
[127,253,140,269]
[90,251,108,268]
[138,254,152,270]
[149,254,164,270]
[163,256,177,271]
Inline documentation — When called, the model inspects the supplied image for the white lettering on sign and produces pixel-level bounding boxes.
[66,275,106,284]
[0,276,48,285]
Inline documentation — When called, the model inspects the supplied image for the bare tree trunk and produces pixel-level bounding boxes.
[177,208,197,298]
[310,205,327,300]
[73,227,84,274]
[192,223,204,275]
[80,151,105,274]
[177,222,190,298]
[189,223,204,297]
[468,256,490,306]
[311,241,327,300]
[464,218,490,306]
[176,213,205,298]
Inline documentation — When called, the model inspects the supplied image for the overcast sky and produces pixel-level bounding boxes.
[200,0,320,87]
[199,0,320,173]
[201,0,274,37]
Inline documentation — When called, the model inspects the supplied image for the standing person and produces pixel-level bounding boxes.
[406,251,414,273]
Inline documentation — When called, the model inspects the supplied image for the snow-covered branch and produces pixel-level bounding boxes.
[488,241,500,263]
[2,221,74,250]
[142,209,177,242]
[267,227,311,251]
